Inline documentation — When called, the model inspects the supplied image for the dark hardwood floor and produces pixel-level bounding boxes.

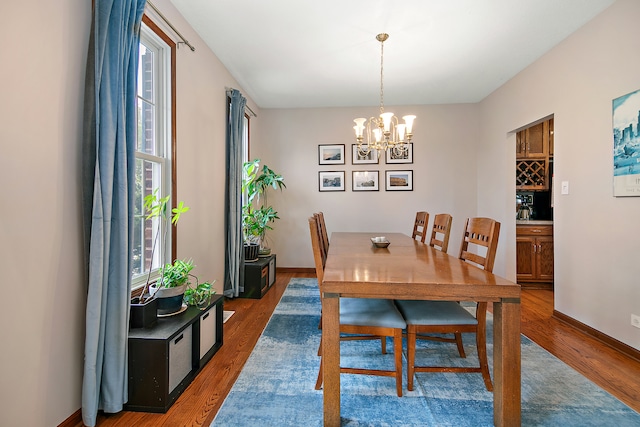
[79,270,640,426]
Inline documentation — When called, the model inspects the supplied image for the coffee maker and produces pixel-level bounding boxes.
[516,193,534,220]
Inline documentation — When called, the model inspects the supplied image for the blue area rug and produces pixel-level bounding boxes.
[212,278,640,426]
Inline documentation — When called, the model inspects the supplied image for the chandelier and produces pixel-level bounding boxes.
[353,33,416,157]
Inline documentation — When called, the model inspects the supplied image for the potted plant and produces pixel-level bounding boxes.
[183,279,217,309]
[131,190,190,325]
[150,258,194,315]
[131,189,218,323]
[241,159,286,260]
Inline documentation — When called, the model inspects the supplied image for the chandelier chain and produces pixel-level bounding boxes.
[379,39,385,115]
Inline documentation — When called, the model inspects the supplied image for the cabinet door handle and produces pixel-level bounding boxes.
[533,244,537,253]
[174,333,184,344]
[203,312,210,320]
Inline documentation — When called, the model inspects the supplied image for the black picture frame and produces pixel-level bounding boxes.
[318,144,345,165]
[385,143,413,164]
[352,170,379,191]
[385,170,413,191]
[319,171,345,191]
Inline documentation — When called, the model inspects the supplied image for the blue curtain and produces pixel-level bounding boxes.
[224,89,247,297]
[81,1,146,425]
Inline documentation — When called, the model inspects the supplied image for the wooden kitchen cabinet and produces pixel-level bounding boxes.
[516,224,554,288]
[516,118,553,190]
[517,121,549,158]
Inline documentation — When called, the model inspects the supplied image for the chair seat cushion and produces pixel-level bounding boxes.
[395,300,478,326]
[340,298,406,329]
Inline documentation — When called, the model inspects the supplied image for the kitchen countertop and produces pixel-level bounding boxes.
[516,220,553,225]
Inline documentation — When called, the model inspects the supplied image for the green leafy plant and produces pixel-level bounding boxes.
[241,159,286,247]
[159,258,194,288]
[139,189,190,301]
[242,205,280,244]
[183,279,217,308]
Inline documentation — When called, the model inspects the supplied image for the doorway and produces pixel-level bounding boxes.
[515,117,554,290]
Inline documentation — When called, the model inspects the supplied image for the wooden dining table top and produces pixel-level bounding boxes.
[320,231,522,426]
[322,232,520,302]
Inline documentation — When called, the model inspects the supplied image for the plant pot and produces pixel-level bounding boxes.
[244,243,259,262]
[130,296,158,329]
[258,246,271,257]
[151,283,188,315]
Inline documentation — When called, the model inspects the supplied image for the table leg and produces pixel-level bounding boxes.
[493,298,521,427]
[323,293,340,427]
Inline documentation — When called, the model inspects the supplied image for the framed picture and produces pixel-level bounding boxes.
[385,143,413,164]
[318,144,345,165]
[352,170,379,191]
[319,171,345,191]
[385,170,413,191]
[352,144,379,164]
[613,88,640,196]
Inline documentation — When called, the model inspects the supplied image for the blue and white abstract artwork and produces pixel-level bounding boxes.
[613,88,640,196]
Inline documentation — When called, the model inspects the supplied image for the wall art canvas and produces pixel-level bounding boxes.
[613,89,640,196]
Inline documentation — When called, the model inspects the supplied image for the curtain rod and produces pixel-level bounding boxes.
[226,87,257,117]
[146,1,195,52]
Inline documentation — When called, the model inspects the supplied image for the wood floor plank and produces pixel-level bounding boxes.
[72,273,639,426]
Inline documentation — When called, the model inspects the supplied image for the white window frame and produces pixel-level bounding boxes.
[132,22,173,290]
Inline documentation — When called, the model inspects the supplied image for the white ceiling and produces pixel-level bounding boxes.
[169,0,615,109]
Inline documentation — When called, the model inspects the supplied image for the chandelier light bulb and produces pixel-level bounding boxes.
[403,115,416,134]
[353,118,367,138]
[396,124,406,142]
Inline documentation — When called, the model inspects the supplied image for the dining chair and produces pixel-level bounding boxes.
[429,213,453,253]
[412,213,461,351]
[411,211,430,243]
[308,216,407,397]
[395,217,501,392]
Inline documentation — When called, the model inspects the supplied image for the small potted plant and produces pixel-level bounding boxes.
[241,159,286,260]
[150,258,194,315]
[183,279,217,309]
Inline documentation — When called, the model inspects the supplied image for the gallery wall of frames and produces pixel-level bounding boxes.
[317,144,414,192]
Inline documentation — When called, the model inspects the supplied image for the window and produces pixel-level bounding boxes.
[132,19,175,290]
[243,112,250,164]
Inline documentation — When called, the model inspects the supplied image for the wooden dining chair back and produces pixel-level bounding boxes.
[395,216,501,393]
[429,213,453,253]
[458,217,501,273]
[316,211,329,256]
[411,211,430,243]
[313,213,328,268]
[308,216,407,397]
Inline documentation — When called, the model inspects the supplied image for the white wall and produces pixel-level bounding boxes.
[478,0,640,349]
[256,104,480,268]
[0,0,255,425]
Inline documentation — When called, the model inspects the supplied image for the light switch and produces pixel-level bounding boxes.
[561,181,569,195]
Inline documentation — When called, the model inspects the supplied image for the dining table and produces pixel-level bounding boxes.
[321,232,522,426]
